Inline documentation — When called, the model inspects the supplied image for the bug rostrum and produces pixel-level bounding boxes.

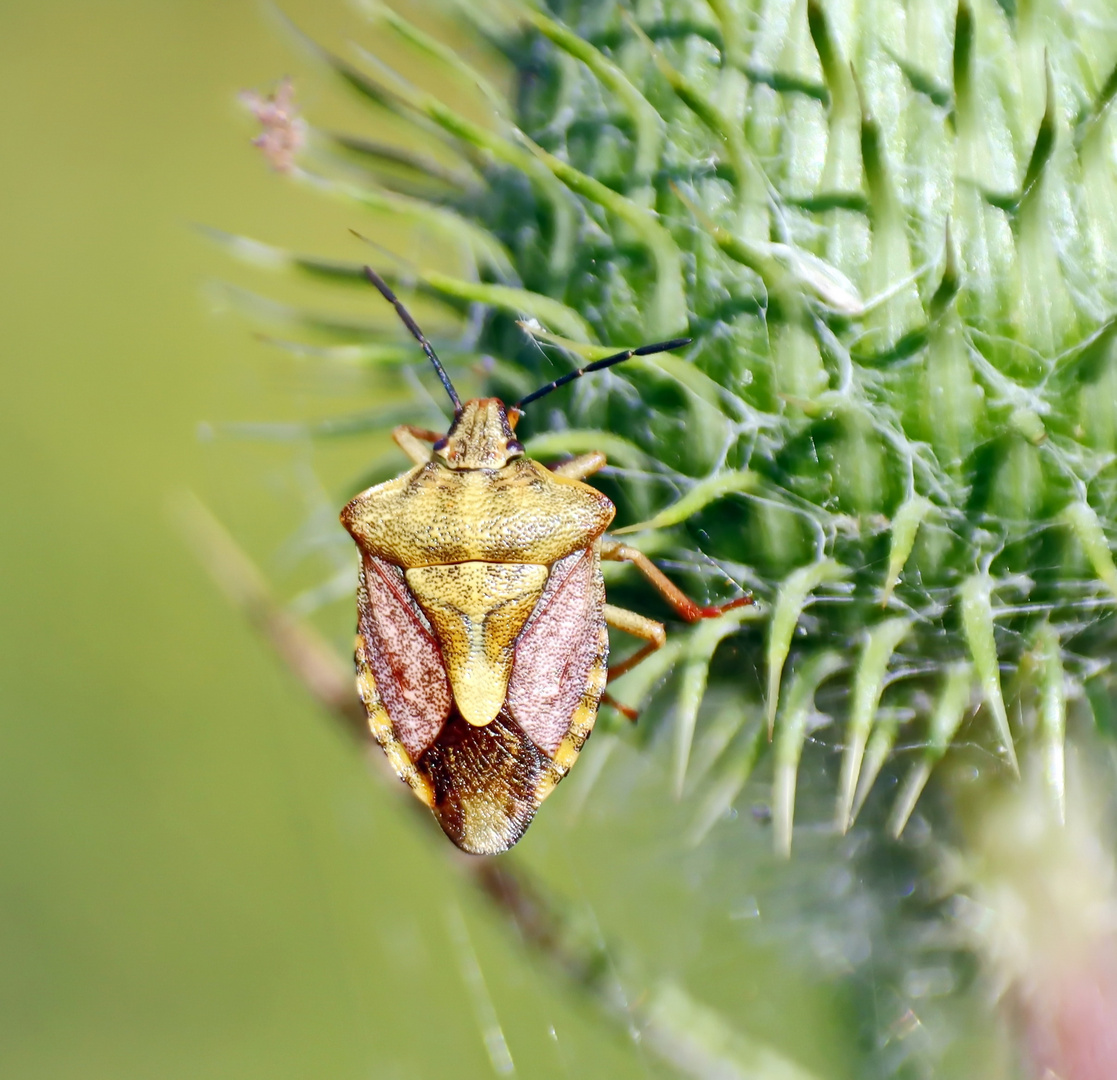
[340,268,750,854]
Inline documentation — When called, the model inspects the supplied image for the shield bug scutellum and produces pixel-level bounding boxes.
[341,269,750,854]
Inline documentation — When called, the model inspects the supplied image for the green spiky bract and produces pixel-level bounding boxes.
[223,1,1117,1076]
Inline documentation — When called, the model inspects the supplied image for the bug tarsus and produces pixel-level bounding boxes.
[363,266,463,415]
[691,595,755,621]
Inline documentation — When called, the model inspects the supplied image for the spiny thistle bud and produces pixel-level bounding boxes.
[216,1,1117,1073]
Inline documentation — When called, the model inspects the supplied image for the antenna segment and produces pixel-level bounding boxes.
[515,337,692,411]
[363,266,463,414]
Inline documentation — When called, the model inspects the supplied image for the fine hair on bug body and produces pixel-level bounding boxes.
[340,267,751,854]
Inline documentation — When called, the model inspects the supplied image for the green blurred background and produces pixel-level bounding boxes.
[0,4,855,1078]
[0,4,555,1076]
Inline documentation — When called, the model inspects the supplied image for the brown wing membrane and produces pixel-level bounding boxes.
[507,547,605,756]
[416,707,550,854]
[358,554,452,758]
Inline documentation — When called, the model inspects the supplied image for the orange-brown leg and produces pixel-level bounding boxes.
[600,692,638,721]
[392,424,443,465]
[604,602,667,682]
[601,603,667,722]
[601,540,752,717]
[601,539,753,622]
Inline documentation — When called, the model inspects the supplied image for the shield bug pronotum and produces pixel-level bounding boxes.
[341,268,751,854]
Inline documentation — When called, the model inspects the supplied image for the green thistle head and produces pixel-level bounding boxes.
[219,1,1117,1073]
[229,0,1117,835]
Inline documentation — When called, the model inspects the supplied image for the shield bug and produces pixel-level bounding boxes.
[341,268,750,854]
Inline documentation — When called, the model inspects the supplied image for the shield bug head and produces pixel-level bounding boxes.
[341,268,747,854]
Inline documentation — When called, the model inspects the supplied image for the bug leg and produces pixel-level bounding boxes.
[601,540,752,622]
[604,602,666,682]
[549,451,607,480]
[392,424,443,466]
[600,691,639,722]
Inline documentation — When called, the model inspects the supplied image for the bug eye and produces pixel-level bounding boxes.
[507,440,524,455]
[433,438,448,452]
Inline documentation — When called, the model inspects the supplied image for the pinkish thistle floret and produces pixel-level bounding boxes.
[239,77,305,173]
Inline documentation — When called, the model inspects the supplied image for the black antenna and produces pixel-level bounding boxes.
[514,337,692,411]
[363,266,463,414]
